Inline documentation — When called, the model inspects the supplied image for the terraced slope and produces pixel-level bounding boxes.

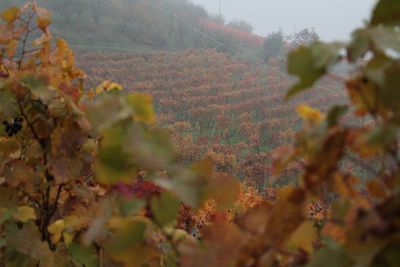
[78,50,348,186]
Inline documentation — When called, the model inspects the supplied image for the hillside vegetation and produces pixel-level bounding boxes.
[78,49,346,187]
[0,0,265,57]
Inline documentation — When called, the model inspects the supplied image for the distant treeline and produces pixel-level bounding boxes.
[1,0,267,56]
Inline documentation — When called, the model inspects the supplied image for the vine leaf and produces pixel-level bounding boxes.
[370,0,400,26]
[285,221,317,253]
[34,6,51,32]
[306,242,350,267]
[180,219,247,267]
[286,42,341,99]
[150,191,181,226]
[68,242,99,267]
[0,89,18,118]
[126,92,156,125]
[1,6,19,24]
[12,206,36,223]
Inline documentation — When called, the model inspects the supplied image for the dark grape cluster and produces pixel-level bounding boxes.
[3,118,23,137]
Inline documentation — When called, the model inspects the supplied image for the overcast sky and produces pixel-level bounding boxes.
[192,0,377,41]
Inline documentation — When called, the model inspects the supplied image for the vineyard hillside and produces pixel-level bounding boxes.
[78,49,347,187]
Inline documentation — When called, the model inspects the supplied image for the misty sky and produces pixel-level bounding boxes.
[192,0,377,41]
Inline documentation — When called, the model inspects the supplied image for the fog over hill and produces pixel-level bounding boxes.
[193,0,376,41]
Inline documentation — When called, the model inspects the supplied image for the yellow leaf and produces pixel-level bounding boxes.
[1,6,20,23]
[64,215,86,229]
[95,80,123,94]
[87,89,95,100]
[346,78,382,116]
[63,232,74,246]
[107,216,131,230]
[297,104,324,125]
[56,38,68,51]
[125,93,156,124]
[35,7,51,31]
[172,229,189,242]
[7,40,17,58]
[48,219,65,243]
[286,221,317,253]
[13,206,36,222]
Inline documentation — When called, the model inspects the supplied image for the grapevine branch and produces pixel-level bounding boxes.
[17,11,36,70]
[17,99,64,251]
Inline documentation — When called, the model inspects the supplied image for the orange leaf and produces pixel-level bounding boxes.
[366,180,387,199]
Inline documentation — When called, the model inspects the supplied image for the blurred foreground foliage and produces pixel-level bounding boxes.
[0,1,400,267]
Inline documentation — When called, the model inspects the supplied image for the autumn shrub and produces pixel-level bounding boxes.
[0,3,240,266]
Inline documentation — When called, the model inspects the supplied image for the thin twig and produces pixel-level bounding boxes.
[17,188,42,210]
[17,12,35,70]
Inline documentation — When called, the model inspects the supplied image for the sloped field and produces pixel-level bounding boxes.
[78,50,347,186]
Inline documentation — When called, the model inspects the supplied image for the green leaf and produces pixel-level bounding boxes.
[371,0,400,26]
[123,125,176,171]
[86,94,132,132]
[5,250,31,267]
[375,243,400,267]
[95,120,175,184]
[369,27,400,53]
[119,198,145,216]
[349,27,400,61]
[21,74,47,89]
[0,89,19,118]
[286,42,341,99]
[4,223,56,264]
[150,191,181,226]
[381,61,400,111]
[327,105,348,127]
[364,52,391,87]
[155,168,202,208]
[157,159,239,209]
[331,199,351,222]
[110,220,147,252]
[307,242,350,267]
[347,29,370,61]
[286,221,317,253]
[68,243,99,267]
[96,125,137,184]
[0,209,12,225]
[365,123,397,150]
[125,93,156,125]
[0,238,6,248]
